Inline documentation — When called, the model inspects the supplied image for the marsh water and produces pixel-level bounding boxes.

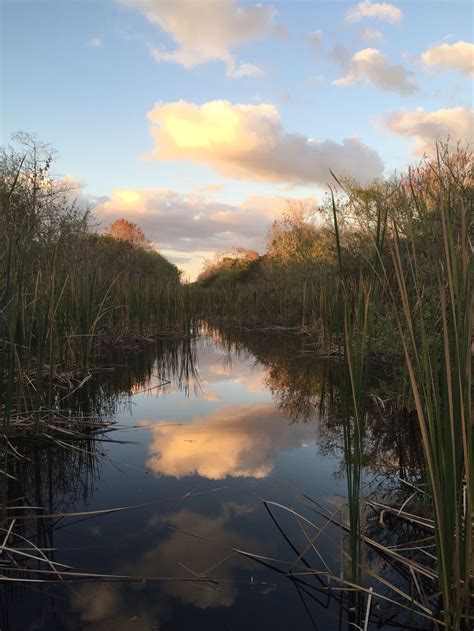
[2,327,424,631]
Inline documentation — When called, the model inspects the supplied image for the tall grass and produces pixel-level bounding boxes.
[387,151,472,628]
[1,260,190,425]
[335,145,472,627]
[0,135,189,427]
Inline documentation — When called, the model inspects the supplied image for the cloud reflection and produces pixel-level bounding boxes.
[71,583,158,630]
[142,403,316,479]
[71,503,264,626]
[143,503,259,608]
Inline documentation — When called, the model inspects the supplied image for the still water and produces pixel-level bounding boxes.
[2,328,422,630]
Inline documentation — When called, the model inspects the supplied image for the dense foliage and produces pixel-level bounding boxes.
[195,147,472,361]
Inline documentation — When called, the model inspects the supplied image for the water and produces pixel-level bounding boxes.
[1,328,424,630]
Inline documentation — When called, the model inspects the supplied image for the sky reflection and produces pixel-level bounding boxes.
[142,402,317,479]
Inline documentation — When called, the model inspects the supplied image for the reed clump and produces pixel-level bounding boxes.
[0,134,187,426]
[332,144,472,628]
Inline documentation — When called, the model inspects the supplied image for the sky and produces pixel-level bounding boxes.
[2,0,473,279]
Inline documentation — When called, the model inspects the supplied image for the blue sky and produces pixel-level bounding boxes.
[2,0,473,278]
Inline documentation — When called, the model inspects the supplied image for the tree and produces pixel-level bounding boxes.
[106,218,149,248]
[267,199,333,269]
[197,248,263,287]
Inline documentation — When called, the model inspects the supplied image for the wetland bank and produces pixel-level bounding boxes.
[0,138,472,630]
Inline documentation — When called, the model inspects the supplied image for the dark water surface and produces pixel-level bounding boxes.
[2,329,423,631]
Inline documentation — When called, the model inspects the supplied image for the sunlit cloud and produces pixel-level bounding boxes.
[333,48,417,93]
[202,390,221,402]
[381,106,474,155]
[72,585,132,630]
[144,99,384,185]
[420,41,474,77]
[345,1,403,24]
[121,0,278,77]
[141,403,316,479]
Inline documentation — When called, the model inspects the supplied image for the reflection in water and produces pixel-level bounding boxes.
[211,325,334,423]
[143,503,262,608]
[101,336,201,399]
[213,325,423,479]
[71,584,146,631]
[1,326,426,630]
[143,403,317,479]
[1,337,201,518]
[71,503,267,630]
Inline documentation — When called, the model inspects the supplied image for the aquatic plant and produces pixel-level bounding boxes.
[0,135,187,427]
[336,144,473,627]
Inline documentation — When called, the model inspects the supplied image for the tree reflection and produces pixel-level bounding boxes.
[211,324,424,481]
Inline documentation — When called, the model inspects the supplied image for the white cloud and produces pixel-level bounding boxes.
[346,1,403,24]
[420,41,474,77]
[121,0,277,77]
[144,99,384,185]
[382,106,474,155]
[333,48,417,93]
[307,29,324,56]
[361,26,384,42]
[88,37,102,48]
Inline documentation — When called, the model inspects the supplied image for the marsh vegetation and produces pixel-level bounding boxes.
[0,137,472,629]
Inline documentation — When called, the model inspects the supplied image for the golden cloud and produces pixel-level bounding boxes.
[142,504,260,608]
[144,100,384,185]
[141,403,316,479]
[71,503,264,619]
[71,583,158,630]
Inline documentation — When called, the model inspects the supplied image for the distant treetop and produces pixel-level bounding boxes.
[106,218,149,248]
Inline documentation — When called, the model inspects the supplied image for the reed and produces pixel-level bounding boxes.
[386,149,472,628]
[0,135,189,427]
[335,144,473,627]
